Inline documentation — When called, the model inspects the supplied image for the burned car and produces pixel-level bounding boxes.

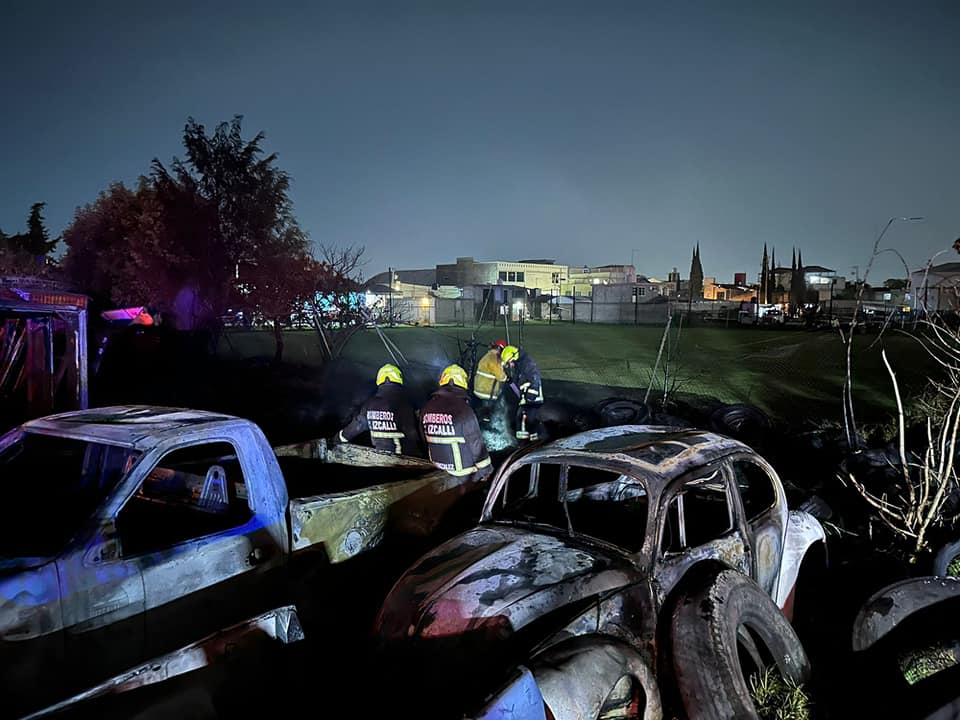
[375,425,825,718]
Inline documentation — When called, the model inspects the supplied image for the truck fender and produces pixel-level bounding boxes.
[774,510,826,610]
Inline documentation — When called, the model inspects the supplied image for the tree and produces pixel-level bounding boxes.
[240,251,316,363]
[150,116,308,327]
[0,205,57,276]
[21,203,57,257]
[303,244,367,362]
[884,278,908,291]
[62,180,166,308]
[63,116,308,332]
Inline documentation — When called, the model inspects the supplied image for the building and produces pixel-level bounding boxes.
[801,265,837,302]
[364,268,437,298]
[704,275,757,302]
[767,249,837,305]
[634,275,667,300]
[362,269,440,325]
[435,257,568,294]
[660,268,681,298]
[910,262,960,313]
[566,264,636,297]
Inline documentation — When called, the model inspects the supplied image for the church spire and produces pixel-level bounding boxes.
[760,244,769,303]
[689,244,704,301]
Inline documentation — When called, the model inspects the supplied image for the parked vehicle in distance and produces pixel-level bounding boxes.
[0,405,478,715]
[375,425,826,718]
[760,308,785,325]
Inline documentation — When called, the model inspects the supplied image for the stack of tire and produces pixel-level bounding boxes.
[850,575,960,719]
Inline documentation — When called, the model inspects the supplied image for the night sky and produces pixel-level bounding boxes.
[2,1,958,284]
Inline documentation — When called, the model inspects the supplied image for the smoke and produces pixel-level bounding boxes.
[483,404,517,452]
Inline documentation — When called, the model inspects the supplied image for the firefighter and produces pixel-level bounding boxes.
[472,339,508,424]
[421,364,493,480]
[335,364,423,456]
[500,345,544,443]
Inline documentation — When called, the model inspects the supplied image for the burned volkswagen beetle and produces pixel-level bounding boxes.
[375,425,826,718]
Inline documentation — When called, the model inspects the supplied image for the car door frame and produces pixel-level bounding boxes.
[651,459,752,608]
[56,515,147,690]
[108,425,288,658]
[724,453,788,599]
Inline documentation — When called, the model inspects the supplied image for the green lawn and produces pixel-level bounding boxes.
[219,322,937,426]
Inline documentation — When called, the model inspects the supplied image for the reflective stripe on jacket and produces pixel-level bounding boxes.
[339,383,424,456]
[473,349,508,400]
[511,352,544,406]
[421,385,493,479]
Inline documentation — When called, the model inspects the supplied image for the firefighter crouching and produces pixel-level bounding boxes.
[421,364,493,480]
[501,345,544,443]
[472,339,508,424]
[334,363,424,456]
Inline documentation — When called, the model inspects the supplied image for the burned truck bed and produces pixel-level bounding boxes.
[275,439,481,564]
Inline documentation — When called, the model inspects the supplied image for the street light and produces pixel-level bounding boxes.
[863,217,925,289]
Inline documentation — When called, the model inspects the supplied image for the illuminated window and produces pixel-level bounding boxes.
[508,272,516,282]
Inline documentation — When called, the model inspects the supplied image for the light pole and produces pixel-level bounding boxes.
[843,215,924,450]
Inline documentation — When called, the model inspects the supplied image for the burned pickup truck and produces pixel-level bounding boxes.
[376,425,826,719]
[0,405,474,714]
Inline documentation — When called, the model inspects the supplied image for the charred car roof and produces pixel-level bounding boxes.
[19,406,243,450]
[519,424,750,481]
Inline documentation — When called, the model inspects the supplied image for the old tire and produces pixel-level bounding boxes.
[933,539,960,577]
[596,398,650,427]
[708,404,771,446]
[671,567,810,720]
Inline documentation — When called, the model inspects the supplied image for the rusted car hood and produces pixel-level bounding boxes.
[378,525,635,641]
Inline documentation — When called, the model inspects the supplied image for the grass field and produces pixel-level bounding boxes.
[218,322,938,428]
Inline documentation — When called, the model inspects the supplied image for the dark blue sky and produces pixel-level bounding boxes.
[2,1,958,283]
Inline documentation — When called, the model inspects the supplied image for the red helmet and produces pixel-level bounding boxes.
[492,339,507,350]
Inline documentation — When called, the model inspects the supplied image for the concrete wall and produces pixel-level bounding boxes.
[435,298,477,325]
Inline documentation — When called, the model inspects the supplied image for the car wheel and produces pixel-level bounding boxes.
[670,567,810,720]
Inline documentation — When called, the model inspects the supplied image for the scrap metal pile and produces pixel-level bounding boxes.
[3,408,960,719]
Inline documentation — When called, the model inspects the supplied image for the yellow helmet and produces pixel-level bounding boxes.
[439,364,468,390]
[376,363,403,386]
[500,345,520,365]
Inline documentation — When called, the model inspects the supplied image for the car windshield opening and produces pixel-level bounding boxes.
[491,461,648,552]
[0,431,140,558]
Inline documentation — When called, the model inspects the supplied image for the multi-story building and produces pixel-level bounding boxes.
[435,257,568,293]
[565,264,637,297]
